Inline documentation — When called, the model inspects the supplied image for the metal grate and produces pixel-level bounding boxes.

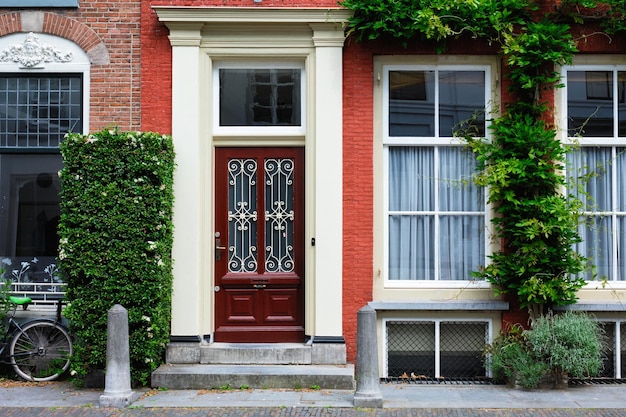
[0,74,82,148]
[386,320,488,380]
[594,321,626,379]
[599,322,616,378]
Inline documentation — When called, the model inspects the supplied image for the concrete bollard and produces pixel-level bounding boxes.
[99,304,141,408]
[353,304,383,408]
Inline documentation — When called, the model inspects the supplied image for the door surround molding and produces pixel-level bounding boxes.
[156,7,350,351]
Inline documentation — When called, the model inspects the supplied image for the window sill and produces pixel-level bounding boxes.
[383,280,491,289]
[554,302,626,312]
[368,300,509,311]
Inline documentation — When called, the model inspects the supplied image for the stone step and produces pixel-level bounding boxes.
[151,364,355,390]
[200,342,311,365]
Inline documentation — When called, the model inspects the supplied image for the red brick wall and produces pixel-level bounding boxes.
[140,2,172,134]
[0,1,142,132]
[342,41,374,362]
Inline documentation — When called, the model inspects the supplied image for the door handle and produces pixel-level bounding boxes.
[215,238,227,261]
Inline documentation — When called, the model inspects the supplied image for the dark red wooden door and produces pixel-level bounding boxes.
[214,147,305,342]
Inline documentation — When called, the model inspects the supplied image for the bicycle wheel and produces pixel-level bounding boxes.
[9,320,73,382]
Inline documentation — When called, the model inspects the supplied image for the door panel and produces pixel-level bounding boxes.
[214,147,305,342]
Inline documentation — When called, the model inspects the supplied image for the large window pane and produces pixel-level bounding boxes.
[440,215,484,280]
[389,147,434,211]
[389,71,435,137]
[567,71,614,137]
[439,147,483,212]
[388,215,434,280]
[0,154,62,257]
[220,69,301,127]
[567,147,612,211]
[576,216,612,281]
[439,71,485,137]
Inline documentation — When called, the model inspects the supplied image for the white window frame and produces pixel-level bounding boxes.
[561,63,626,285]
[212,61,306,137]
[382,64,492,288]
[382,317,493,379]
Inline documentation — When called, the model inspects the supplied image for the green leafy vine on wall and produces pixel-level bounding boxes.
[58,129,175,386]
[340,0,626,319]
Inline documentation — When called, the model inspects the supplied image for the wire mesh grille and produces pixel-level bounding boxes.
[599,322,616,378]
[386,320,488,381]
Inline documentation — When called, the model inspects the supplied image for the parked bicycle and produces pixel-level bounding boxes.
[0,296,72,381]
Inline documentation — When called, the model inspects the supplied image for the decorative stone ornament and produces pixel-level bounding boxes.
[0,32,73,68]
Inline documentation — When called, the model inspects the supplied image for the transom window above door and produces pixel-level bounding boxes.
[213,63,305,136]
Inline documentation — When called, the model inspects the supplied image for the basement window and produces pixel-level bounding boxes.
[384,319,491,380]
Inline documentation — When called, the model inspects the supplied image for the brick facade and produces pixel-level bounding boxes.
[140,1,537,364]
[0,1,141,132]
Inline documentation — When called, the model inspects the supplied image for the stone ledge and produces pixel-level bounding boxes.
[3,0,78,6]
[554,302,626,312]
[368,300,509,311]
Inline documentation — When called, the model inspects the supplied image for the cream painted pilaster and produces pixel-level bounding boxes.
[168,25,205,338]
[310,24,345,338]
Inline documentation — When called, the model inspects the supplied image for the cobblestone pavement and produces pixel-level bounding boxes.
[2,408,626,416]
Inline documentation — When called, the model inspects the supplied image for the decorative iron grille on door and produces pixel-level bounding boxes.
[227,157,295,273]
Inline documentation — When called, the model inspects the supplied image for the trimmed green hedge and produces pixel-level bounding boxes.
[58,129,175,386]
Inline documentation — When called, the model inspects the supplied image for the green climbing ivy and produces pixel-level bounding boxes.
[340,0,626,319]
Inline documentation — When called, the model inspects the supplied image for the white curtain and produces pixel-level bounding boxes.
[568,147,625,280]
[388,146,484,280]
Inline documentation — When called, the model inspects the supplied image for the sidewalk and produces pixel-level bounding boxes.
[0,380,625,410]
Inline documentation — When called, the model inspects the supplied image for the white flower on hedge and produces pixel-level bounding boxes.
[144,358,153,364]
[86,135,98,143]
[70,370,77,376]
[60,238,68,246]
[58,250,66,260]
[148,241,157,251]
[157,259,165,267]
[142,315,151,322]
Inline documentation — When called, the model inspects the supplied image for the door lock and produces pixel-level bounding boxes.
[215,238,227,261]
